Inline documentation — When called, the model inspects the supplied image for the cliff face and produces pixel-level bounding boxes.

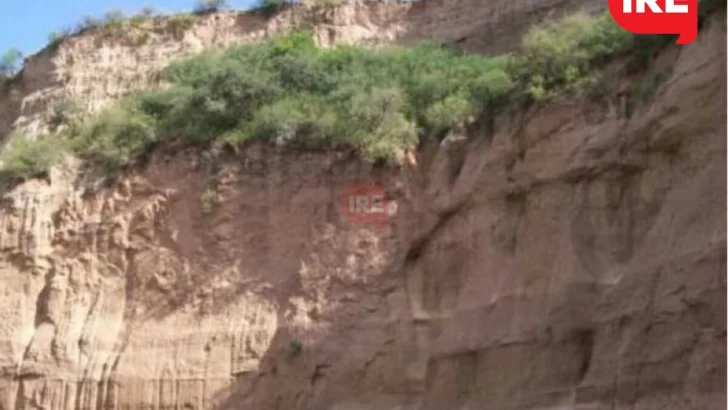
[0,2,725,410]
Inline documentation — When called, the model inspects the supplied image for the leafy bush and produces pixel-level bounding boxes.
[253,0,339,11]
[140,5,158,17]
[104,9,126,24]
[285,339,303,358]
[132,30,511,160]
[254,0,290,13]
[74,11,128,36]
[78,15,102,32]
[313,0,342,5]
[166,14,195,39]
[194,0,229,14]
[132,31,152,46]
[48,29,73,48]
[0,133,67,179]
[510,12,633,101]
[70,104,158,171]
[47,5,163,48]
[129,6,159,28]
[0,49,23,80]
[97,10,128,37]
[201,186,221,213]
[48,100,81,131]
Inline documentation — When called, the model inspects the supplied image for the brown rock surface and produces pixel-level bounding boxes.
[0,4,725,410]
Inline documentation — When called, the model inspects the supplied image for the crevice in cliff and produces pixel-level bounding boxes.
[404,117,496,266]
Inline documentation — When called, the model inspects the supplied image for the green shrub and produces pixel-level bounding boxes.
[49,6,157,48]
[258,0,285,5]
[48,29,73,48]
[201,186,220,213]
[243,94,339,146]
[255,0,289,13]
[140,5,158,17]
[132,31,152,46]
[511,12,633,101]
[130,14,147,28]
[131,31,511,160]
[70,104,158,171]
[99,10,127,37]
[78,15,102,32]
[104,10,126,24]
[0,49,23,80]
[70,10,132,38]
[7,88,21,102]
[285,339,303,358]
[166,14,195,39]
[48,100,81,131]
[48,31,64,45]
[193,0,228,14]
[0,133,67,179]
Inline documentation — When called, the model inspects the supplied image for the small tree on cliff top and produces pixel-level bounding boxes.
[0,49,23,80]
[194,0,229,14]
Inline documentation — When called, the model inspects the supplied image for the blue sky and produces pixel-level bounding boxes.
[0,0,258,59]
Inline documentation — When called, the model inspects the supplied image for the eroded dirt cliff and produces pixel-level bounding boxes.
[0,3,725,410]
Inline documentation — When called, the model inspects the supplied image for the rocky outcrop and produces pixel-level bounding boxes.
[0,3,724,410]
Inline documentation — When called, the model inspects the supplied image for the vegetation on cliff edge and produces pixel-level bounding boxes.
[1,8,717,179]
[0,49,23,86]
